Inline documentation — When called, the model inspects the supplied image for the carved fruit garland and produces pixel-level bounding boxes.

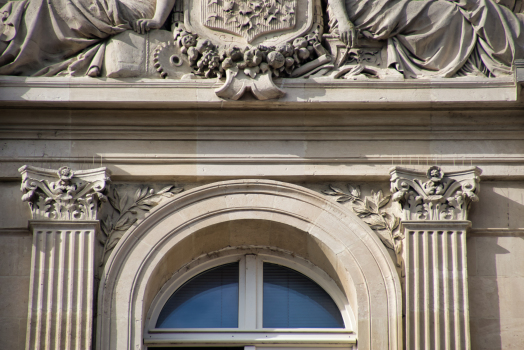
[322,184,403,267]
[99,185,184,267]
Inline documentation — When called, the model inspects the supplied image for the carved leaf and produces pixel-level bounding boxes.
[139,187,149,200]
[115,215,127,227]
[138,198,160,206]
[329,185,345,195]
[336,195,353,203]
[170,187,184,194]
[322,189,338,196]
[134,188,141,202]
[113,188,120,207]
[364,197,377,213]
[119,193,128,212]
[352,205,372,217]
[157,185,174,194]
[348,184,361,198]
[117,218,138,231]
[378,195,390,208]
[108,196,120,213]
[100,220,110,237]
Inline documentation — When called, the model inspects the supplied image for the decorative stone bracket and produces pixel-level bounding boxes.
[19,165,111,220]
[390,166,481,350]
[19,165,111,350]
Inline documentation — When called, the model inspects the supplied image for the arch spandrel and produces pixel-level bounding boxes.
[96,179,402,350]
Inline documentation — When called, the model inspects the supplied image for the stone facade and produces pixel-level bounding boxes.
[2,0,524,348]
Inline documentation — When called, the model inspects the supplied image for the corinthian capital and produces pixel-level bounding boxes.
[19,165,111,220]
[390,166,481,221]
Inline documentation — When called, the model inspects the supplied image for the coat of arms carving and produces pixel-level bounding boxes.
[202,0,297,43]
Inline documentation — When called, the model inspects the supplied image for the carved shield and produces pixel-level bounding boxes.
[185,0,315,47]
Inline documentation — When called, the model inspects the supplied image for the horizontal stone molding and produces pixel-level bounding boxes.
[0,76,518,108]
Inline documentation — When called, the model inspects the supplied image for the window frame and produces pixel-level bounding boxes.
[145,250,357,347]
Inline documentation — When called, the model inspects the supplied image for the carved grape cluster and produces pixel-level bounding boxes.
[173,26,327,78]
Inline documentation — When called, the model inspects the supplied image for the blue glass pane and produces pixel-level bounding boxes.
[156,262,239,328]
[263,263,344,328]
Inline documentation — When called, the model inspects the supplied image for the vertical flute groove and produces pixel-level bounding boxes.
[414,231,420,349]
[461,231,471,350]
[85,231,94,350]
[433,231,440,350]
[406,231,412,350]
[452,231,461,350]
[34,232,47,349]
[65,231,75,350]
[442,231,450,350]
[44,231,56,350]
[423,231,430,350]
[76,231,85,350]
[26,232,38,350]
[55,231,66,350]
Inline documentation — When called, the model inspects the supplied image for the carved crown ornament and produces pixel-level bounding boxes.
[19,165,111,221]
[390,166,481,221]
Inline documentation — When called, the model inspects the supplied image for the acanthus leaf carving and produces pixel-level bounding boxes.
[99,184,184,267]
[390,166,481,221]
[19,165,110,221]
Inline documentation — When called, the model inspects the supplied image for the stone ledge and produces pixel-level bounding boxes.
[0,75,519,109]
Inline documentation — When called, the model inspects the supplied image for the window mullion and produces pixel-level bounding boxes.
[238,256,247,329]
[244,254,258,329]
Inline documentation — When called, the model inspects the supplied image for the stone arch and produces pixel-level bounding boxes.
[96,179,402,350]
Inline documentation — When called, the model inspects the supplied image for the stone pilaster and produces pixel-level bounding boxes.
[20,166,110,350]
[390,166,481,350]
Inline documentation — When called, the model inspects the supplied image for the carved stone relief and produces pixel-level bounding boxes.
[19,165,110,221]
[320,183,403,270]
[98,184,184,266]
[390,166,481,221]
[3,0,524,100]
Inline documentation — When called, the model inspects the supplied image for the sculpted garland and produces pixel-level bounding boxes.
[1,0,524,98]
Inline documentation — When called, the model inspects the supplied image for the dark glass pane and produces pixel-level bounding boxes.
[156,262,239,328]
[263,263,344,328]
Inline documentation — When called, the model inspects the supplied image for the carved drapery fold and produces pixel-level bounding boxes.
[19,165,111,220]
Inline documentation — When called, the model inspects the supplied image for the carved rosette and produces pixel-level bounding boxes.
[19,165,111,220]
[390,166,481,221]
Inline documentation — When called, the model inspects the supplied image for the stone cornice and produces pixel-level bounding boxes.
[0,75,519,109]
[19,165,111,221]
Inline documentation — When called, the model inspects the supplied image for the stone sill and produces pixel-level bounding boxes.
[0,75,520,109]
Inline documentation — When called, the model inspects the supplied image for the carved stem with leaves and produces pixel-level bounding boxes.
[99,185,184,267]
[322,184,403,267]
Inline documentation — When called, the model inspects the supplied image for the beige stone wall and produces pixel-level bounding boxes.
[0,230,31,350]
[1,105,524,349]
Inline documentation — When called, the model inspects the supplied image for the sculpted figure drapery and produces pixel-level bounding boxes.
[0,0,175,76]
[0,0,524,78]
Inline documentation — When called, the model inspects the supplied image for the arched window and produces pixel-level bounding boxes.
[146,252,356,348]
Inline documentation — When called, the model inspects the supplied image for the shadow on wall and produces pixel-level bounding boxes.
[468,184,524,350]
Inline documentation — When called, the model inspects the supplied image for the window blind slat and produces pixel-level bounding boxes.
[156,262,239,328]
[263,263,344,328]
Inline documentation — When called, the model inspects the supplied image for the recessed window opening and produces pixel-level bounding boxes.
[146,250,356,348]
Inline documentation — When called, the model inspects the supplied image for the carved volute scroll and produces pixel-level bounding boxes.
[19,165,111,220]
[390,166,481,221]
